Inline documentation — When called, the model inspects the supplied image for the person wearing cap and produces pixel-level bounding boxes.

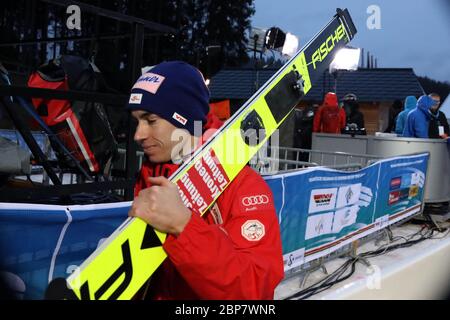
[126,61,284,300]
[402,95,437,138]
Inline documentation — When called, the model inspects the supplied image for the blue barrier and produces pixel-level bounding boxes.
[265,152,429,271]
[0,202,130,299]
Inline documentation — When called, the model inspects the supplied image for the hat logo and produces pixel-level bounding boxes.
[172,112,187,125]
[129,93,142,104]
[132,72,165,94]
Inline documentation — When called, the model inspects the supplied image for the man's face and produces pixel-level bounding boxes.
[430,96,441,112]
[132,110,190,163]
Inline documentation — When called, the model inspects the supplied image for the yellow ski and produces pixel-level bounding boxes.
[45,8,357,300]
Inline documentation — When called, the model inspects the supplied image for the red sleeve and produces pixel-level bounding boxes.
[162,167,284,299]
[313,107,322,132]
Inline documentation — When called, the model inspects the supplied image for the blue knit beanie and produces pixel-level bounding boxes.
[126,61,209,136]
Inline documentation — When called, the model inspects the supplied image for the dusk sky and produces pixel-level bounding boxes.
[252,0,450,83]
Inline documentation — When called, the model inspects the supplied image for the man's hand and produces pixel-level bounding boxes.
[129,176,192,236]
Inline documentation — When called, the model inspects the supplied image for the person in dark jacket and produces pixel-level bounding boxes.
[293,104,315,161]
[395,96,417,135]
[341,93,366,135]
[384,99,403,133]
[428,93,449,139]
[402,95,436,138]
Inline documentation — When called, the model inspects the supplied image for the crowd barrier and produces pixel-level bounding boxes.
[312,133,450,203]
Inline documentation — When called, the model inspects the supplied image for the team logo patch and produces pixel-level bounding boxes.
[241,220,265,241]
[132,72,165,94]
[241,194,269,206]
[129,93,142,104]
[239,194,271,212]
[172,112,188,125]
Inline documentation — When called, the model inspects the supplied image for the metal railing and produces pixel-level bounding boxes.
[115,145,382,174]
[116,148,145,171]
[250,146,382,174]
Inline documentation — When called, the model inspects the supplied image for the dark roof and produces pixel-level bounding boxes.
[208,68,277,100]
[209,68,425,102]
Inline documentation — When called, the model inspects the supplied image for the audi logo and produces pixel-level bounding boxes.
[241,195,269,206]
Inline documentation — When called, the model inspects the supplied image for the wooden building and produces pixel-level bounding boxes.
[209,67,425,140]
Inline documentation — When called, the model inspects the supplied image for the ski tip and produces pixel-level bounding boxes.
[44,278,79,300]
[335,8,357,39]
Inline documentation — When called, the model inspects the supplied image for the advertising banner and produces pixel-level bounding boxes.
[264,153,429,272]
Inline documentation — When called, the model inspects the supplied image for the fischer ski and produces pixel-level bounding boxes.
[45,8,357,300]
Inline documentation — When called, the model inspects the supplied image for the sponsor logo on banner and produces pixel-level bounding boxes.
[411,172,420,186]
[388,190,400,205]
[375,215,390,230]
[400,174,412,188]
[305,212,334,240]
[314,194,333,205]
[283,247,305,271]
[345,188,353,203]
[128,93,142,104]
[172,112,188,125]
[241,220,265,241]
[132,72,165,94]
[390,177,401,190]
[332,205,359,233]
[336,184,361,209]
[309,188,337,213]
[409,185,419,198]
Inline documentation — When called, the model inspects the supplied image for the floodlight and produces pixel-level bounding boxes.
[329,47,361,72]
[265,27,286,50]
[281,32,299,57]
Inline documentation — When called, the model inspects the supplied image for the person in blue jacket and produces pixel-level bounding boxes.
[395,96,417,134]
[402,95,437,138]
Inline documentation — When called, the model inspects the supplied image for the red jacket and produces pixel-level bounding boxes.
[313,92,346,133]
[134,162,284,299]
